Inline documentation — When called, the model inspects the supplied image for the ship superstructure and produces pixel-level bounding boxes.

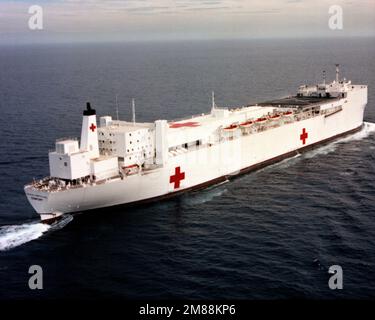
[25,66,368,222]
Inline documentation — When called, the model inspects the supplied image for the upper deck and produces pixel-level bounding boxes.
[256,95,340,110]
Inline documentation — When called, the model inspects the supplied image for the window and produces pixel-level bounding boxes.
[64,162,68,167]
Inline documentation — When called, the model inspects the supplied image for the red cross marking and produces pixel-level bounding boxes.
[169,122,200,129]
[169,166,185,189]
[300,128,308,145]
[89,123,97,132]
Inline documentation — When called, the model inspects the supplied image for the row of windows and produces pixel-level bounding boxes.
[100,148,117,152]
[170,140,202,152]
[126,151,153,161]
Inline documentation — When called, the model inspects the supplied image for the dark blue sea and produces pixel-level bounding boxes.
[0,38,375,299]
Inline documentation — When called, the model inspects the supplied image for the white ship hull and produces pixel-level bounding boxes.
[25,82,367,221]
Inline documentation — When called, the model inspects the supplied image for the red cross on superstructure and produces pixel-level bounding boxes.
[89,123,97,132]
[300,128,308,145]
[169,122,200,129]
[169,167,185,189]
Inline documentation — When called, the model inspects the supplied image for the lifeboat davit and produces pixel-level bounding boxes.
[240,120,254,128]
[223,124,238,131]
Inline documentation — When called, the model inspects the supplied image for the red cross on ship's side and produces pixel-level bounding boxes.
[170,167,185,189]
[300,128,308,145]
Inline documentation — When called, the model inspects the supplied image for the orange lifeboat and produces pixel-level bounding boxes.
[269,114,281,120]
[256,117,268,123]
[122,164,139,176]
[283,111,293,116]
[223,124,238,131]
[240,120,254,128]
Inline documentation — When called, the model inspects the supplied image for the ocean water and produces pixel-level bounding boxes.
[0,38,375,299]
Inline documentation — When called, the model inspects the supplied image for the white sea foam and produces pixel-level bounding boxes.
[0,222,50,251]
[337,121,375,143]
[266,153,302,170]
[184,184,228,205]
[0,214,73,251]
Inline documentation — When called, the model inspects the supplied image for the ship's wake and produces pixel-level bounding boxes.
[183,182,228,206]
[338,121,375,143]
[0,215,73,252]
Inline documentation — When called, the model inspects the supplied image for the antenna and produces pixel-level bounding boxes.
[323,70,326,85]
[211,91,216,113]
[335,64,340,82]
[131,98,136,126]
[115,94,119,121]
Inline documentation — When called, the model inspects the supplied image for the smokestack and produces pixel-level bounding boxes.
[80,102,99,158]
[83,102,96,116]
